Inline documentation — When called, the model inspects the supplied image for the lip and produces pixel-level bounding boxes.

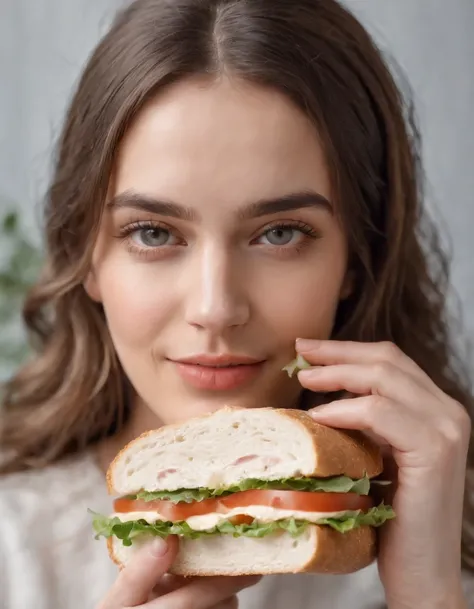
[170,354,266,391]
[175,354,265,366]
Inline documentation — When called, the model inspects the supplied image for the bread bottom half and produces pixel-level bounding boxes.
[108,525,376,576]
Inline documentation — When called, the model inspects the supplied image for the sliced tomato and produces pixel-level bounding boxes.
[228,515,255,525]
[220,490,373,513]
[114,490,373,519]
[113,496,221,520]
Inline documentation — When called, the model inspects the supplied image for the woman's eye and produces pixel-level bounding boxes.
[259,227,301,246]
[131,227,176,247]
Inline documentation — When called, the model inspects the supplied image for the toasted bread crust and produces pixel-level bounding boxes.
[107,407,383,494]
[278,409,383,479]
[106,525,376,575]
[300,525,375,574]
[107,537,124,570]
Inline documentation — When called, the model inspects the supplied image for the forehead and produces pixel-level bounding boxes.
[113,76,332,208]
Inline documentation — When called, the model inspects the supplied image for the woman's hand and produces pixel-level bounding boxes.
[295,338,470,609]
[98,536,259,609]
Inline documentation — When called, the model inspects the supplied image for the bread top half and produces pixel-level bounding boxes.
[108,407,383,495]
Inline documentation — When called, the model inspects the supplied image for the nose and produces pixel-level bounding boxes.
[184,243,250,332]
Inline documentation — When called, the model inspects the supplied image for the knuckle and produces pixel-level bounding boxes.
[429,429,458,463]
[364,394,387,417]
[442,424,463,447]
[441,407,472,446]
[372,360,393,379]
[454,403,472,434]
[379,341,400,362]
[427,422,466,463]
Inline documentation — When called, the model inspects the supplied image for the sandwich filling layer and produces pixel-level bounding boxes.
[92,475,395,547]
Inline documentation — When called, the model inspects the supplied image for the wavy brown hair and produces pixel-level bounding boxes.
[1,0,473,566]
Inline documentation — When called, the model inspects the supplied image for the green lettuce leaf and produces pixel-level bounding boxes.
[90,503,395,547]
[136,488,213,503]
[134,474,375,503]
[90,512,310,547]
[316,504,396,532]
[282,354,311,377]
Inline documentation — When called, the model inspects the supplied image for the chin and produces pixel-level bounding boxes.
[147,397,260,428]
[157,393,300,428]
[175,396,266,420]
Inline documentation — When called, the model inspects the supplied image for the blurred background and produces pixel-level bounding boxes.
[0,0,473,381]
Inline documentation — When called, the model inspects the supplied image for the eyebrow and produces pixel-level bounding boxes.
[237,191,332,220]
[107,189,332,221]
[107,191,197,221]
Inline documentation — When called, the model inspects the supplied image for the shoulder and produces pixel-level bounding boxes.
[0,451,107,527]
[0,451,108,553]
[0,452,115,608]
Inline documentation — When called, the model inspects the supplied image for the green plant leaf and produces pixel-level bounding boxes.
[282,354,311,377]
[0,209,42,374]
[2,212,18,234]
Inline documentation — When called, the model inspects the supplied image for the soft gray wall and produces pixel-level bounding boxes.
[1,0,473,362]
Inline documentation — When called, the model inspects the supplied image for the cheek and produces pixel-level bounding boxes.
[253,252,346,341]
[95,258,176,350]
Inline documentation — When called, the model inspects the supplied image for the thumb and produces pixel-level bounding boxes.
[103,536,178,608]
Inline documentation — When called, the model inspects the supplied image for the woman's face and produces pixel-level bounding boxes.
[87,77,350,426]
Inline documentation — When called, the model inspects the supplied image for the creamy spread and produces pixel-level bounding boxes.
[112,505,349,531]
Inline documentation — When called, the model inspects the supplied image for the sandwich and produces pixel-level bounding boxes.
[92,406,395,576]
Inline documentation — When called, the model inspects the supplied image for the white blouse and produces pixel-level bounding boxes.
[0,452,472,609]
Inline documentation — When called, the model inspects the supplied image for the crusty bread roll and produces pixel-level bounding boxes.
[103,406,384,575]
[108,523,376,576]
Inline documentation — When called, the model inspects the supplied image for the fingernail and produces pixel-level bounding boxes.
[309,405,330,416]
[296,338,319,351]
[149,537,169,557]
[298,368,319,381]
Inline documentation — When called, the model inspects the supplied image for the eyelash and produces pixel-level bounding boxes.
[117,219,320,259]
[252,220,319,244]
[116,220,183,260]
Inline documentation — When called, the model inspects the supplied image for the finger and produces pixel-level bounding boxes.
[151,573,190,598]
[211,595,239,609]
[102,537,178,608]
[296,339,436,392]
[371,453,398,505]
[298,362,435,411]
[308,395,429,454]
[145,575,260,609]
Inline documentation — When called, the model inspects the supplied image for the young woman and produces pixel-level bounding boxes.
[1,0,472,607]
